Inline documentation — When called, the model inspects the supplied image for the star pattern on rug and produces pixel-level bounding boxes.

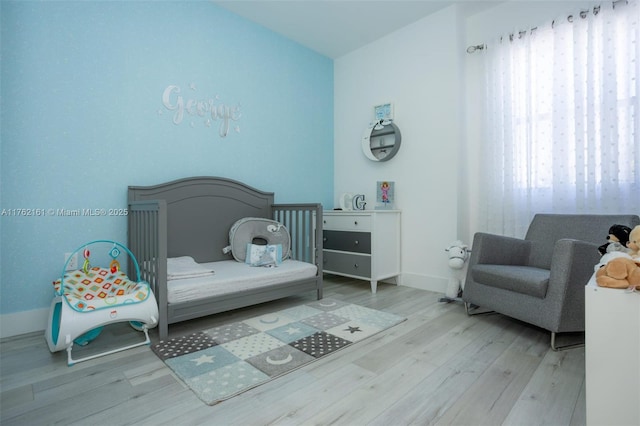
[345,326,362,334]
[191,354,215,366]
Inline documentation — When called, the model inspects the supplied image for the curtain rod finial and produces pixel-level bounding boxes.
[466,44,485,54]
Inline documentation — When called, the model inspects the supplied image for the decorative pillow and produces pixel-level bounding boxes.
[245,243,283,267]
[224,217,291,262]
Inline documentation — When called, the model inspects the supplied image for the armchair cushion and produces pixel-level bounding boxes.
[472,265,549,298]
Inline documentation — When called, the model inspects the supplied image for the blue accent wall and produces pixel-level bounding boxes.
[0,1,334,314]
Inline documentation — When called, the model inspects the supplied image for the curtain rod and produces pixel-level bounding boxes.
[466,0,629,53]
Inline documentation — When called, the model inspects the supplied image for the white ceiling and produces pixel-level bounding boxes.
[212,1,500,58]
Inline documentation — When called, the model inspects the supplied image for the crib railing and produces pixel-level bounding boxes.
[128,200,168,325]
[272,203,323,269]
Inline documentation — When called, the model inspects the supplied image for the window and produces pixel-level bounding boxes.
[480,1,639,236]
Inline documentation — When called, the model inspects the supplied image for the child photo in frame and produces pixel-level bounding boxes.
[376,181,395,209]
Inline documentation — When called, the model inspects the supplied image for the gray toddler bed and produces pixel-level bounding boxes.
[127,176,323,339]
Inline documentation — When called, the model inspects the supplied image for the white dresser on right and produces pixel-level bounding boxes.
[585,279,639,426]
[322,210,401,293]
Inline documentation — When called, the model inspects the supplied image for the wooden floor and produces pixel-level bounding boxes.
[1,275,586,426]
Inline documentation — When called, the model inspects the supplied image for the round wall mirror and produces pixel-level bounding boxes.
[361,121,401,162]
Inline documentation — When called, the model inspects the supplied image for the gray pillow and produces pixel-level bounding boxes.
[227,217,291,262]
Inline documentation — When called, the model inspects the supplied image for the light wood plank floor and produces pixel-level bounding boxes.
[1,275,586,426]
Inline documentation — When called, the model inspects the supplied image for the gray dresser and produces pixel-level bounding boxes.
[322,210,401,293]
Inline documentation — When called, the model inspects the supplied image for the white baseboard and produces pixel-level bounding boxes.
[400,272,448,294]
[1,307,49,339]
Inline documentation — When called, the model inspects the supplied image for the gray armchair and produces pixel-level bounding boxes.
[462,214,640,350]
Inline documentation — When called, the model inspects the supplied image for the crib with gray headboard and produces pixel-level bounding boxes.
[127,176,323,339]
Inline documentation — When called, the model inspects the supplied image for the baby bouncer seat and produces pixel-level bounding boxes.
[45,240,158,366]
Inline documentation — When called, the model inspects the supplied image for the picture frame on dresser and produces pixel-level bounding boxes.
[322,210,401,293]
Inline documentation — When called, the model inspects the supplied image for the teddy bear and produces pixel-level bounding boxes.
[626,225,640,258]
[595,225,640,290]
[596,256,640,290]
[597,224,632,255]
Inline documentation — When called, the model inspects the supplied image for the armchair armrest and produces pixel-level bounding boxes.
[548,238,600,291]
[546,238,601,332]
[471,232,532,266]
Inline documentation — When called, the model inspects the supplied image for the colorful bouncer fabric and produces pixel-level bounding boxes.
[53,267,151,312]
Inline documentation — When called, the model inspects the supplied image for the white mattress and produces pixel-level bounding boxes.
[167,259,317,304]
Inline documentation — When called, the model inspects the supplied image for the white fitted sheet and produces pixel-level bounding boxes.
[167,259,317,304]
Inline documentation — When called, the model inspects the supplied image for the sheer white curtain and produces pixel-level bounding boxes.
[480,0,639,237]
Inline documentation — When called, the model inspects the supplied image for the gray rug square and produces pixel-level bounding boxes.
[203,321,260,343]
[301,312,350,330]
[289,331,352,358]
[246,344,315,377]
[151,331,218,360]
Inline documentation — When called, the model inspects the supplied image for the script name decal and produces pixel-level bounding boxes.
[161,84,241,138]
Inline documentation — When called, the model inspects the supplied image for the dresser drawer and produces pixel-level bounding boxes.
[323,214,372,232]
[323,251,372,278]
[323,230,371,254]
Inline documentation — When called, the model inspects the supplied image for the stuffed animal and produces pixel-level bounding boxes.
[626,225,640,258]
[447,241,469,269]
[596,256,640,290]
[597,224,632,255]
[444,240,469,299]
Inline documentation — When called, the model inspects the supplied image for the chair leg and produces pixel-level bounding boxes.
[550,332,585,351]
[464,302,495,316]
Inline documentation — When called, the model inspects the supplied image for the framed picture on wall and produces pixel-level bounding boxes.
[376,181,395,209]
[374,103,393,121]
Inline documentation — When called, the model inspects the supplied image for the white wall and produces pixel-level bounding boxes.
[334,6,464,293]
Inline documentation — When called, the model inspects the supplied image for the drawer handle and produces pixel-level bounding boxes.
[354,240,359,245]
[354,264,359,269]
[323,237,327,242]
[354,221,358,225]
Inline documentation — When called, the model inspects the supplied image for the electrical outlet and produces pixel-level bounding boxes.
[65,252,78,271]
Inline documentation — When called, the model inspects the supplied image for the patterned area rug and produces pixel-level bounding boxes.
[151,298,405,405]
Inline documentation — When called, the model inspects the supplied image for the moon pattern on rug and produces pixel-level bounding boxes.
[266,354,293,365]
[259,316,280,324]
